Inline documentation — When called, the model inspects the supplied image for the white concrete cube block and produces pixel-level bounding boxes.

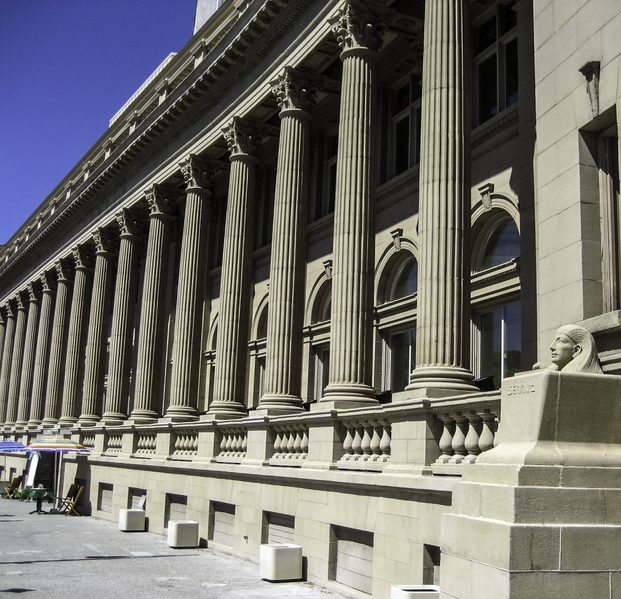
[167,520,199,548]
[391,586,440,599]
[259,543,303,581]
[118,509,145,532]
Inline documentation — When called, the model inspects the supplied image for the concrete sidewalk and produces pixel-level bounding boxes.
[0,497,350,599]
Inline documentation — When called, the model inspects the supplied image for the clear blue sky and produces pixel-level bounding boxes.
[0,1,197,245]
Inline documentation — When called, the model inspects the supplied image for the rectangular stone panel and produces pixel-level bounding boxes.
[211,501,235,547]
[265,511,295,545]
[332,525,374,595]
[97,482,113,513]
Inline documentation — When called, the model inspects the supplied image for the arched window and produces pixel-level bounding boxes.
[257,307,268,339]
[387,255,418,301]
[480,217,519,270]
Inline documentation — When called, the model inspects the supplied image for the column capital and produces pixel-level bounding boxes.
[14,292,26,311]
[39,270,54,294]
[54,259,72,283]
[92,228,115,256]
[145,183,175,217]
[330,0,384,54]
[271,67,316,114]
[179,154,210,190]
[222,117,259,159]
[26,282,40,304]
[115,207,143,239]
[5,301,15,319]
[71,245,93,270]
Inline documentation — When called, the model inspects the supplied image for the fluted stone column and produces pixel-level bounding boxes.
[406,0,476,394]
[16,283,40,428]
[103,209,141,424]
[0,312,7,422]
[0,304,16,425]
[79,230,115,425]
[59,246,93,426]
[28,272,54,428]
[259,69,314,414]
[165,155,213,421]
[320,1,382,408]
[43,261,72,427]
[208,118,257,418]
[131,186,173,423]
[4,293,28,428]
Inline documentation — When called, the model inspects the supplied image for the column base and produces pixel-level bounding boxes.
[255,394,305,416]
[125,410,159,425]
[160,405,199,423]
[58,417,78,428]
[76,415,100,427]
[27,420,42,431]
[14,420,28,430]
[202,401,247,421]
[318,382,378,410]
[405,365,478,395]
[102,414,127,426]
[40,420,58,429]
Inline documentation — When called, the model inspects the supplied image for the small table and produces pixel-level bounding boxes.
[28,487,53,514]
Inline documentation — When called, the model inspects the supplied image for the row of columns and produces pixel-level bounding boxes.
[0,0,474,431]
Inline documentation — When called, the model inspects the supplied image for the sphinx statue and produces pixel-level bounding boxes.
[547,323,603,374]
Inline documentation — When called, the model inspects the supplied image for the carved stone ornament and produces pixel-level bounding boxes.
[5,301,15,318]
[547,324,603,374]
[92,228,114,254]
[40,271,53,293]
[54,260,71,282]
[27,282,39,303]
[579,61,601,118]
[390,228,403,251]
[222,117,258,157]
[72,245,91,269]
[115,208,140,237]
[323,259,333,280]
[330,0,384,53]
[478,182,495,212]
[145,184,173,216]
[15,292,26,311]
[271,67,316,113]
[179,154,210,190]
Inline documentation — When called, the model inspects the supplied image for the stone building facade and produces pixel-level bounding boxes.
[1,0,621,597]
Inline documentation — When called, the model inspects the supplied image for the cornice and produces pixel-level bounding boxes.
[1,0,321,284]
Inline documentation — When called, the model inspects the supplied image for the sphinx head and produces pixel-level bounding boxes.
[548,324,603,374]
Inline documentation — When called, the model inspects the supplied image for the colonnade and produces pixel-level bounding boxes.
[0,0,474,432]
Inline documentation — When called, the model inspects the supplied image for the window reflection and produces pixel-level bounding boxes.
[481,219,520,270]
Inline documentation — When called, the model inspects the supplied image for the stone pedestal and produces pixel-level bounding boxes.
[119,508,146,532]
[259,543,303,581]
[167,520,199,548]
[440,370,621,599]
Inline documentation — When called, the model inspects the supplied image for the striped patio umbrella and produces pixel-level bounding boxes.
[26,437,89,453]
[26,437,89,506]
[0,440,27,453]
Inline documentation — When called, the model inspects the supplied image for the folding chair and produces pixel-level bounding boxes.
[4,475,23,499]
[56,483,77,513]
[62,484,85,516]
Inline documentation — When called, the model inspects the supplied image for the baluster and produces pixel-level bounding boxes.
[435,415,455,464]
[463,414,482,464]
[450,415,468,464]
[219,433,227,456]
[286,427,296,456]
[351,424,363,461]
[379,422,391,462]
[369,423,381,461]
[301,428,309,458]
[360,423,372,461]
[233,431,242,456]
[342,424,354,460]
[241,432,247,456]
[293,428,302,456]
[477,411,498,452]
[273,429,282,457]
[224,431,233,456]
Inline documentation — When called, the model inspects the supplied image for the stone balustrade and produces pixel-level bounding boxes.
[3,391,500,476]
